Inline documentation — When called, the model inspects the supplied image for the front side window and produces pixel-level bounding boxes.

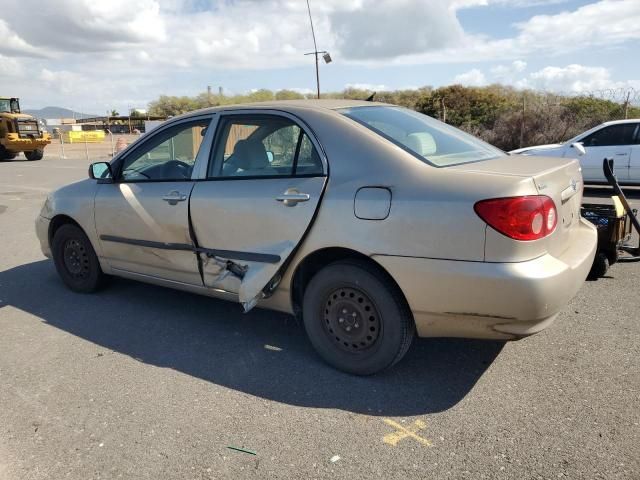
[339,106,503,167]
[582,124,637,147]
[0,99,10,113]
[120,120,209,182]
[210,115,323,178]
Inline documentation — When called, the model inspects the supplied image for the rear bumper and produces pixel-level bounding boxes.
[373,218,597,340]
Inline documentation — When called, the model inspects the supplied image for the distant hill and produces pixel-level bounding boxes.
[22,106,97,119]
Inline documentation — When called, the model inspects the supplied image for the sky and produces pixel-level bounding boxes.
[0,0,638,114]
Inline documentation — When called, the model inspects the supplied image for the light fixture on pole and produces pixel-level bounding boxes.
[305,0,331,99]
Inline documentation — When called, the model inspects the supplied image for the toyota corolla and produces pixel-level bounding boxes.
[36,100,597,374]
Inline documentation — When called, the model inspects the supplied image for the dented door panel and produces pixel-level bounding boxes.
[189,177,326,307]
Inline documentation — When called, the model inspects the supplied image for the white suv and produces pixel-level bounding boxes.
[511,119,640,184]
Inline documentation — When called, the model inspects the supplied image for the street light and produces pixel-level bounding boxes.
[305,0,331,99]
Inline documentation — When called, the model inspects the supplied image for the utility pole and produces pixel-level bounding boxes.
[304,0,331,99]
[623,91,631,119]
[207,85,212,106]
[306,0,320,99]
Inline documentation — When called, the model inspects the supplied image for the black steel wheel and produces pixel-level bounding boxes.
[303,259,414,375]
[323,287,382,352]
[52,224,105,293]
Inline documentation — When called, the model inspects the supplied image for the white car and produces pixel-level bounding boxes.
[511,119,640,184]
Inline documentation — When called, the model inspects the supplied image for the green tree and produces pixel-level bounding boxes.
[148,95,199,117]
[275,89,305,100]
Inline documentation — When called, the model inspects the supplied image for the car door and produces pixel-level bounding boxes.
[95,116,214,285]
[627,123,640,183]
[189,111,327,310]
[579,123,636,182]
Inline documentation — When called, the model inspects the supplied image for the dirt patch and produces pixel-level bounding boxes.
[0,205,7,214]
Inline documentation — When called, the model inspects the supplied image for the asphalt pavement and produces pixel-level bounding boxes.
[0,149,638,479]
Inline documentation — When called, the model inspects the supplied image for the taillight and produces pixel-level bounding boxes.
[474,196,557,241]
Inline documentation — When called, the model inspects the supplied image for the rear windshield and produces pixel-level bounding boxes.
[339,106,504,167]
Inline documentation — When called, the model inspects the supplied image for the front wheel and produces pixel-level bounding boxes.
[51,224,105,293]
[0,145,17,161]
[302,260,415,375]
[25,149,44,161]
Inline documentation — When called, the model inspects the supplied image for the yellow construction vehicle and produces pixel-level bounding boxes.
[0,97,51,161]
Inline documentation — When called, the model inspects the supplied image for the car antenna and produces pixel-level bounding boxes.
[365,92,376,102]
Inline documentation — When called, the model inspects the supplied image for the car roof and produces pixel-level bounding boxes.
[600,118,640,126]
[171,99,393,121]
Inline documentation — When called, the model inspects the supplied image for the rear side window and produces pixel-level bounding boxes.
[582,124,637,147]
[339,106,503,167]
[209,115,324,178]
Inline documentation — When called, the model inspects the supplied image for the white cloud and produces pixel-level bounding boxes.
[0,0,165,53]
[453,62,639,94]
[345,83,388,91]
[330,0,465,60]
[0,0,637,112]
[0,19,42,57]
[511,0,640,54]
[0,54,23,77]
[527,64,615,92]
[454,69,487,86]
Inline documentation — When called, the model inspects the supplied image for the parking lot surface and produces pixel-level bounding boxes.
[1,145,639,479]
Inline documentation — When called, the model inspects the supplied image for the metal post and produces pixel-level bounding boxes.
[307,0,320,99]
[60,133,66,160]
[623,91,631,119]
[315,52,320,99]
[84,134,89,162]
[108,130,114,157]
[520,93,526,149]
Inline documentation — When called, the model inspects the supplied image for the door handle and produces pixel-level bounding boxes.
[162,191,188,205]
[615,152,629,156]
[275,189,310,207]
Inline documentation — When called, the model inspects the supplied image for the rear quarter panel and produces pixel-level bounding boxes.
[263,108,539,312]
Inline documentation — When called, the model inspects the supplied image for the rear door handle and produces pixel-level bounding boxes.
[162,191,188,205]
[615,152,629,156]
[275,189,310,207]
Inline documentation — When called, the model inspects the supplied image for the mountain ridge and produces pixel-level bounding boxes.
[22,106,97,119]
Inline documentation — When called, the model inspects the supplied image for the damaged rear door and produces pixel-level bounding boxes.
[189,111,327,310]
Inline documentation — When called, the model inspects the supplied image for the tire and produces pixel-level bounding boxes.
[51,224,105,293]
[0,145,17,161]
[25,149,44,161]
[588,252,609,280]
[302,260,415,375]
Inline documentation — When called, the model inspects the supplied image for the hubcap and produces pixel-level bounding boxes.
[322,287,381,352]
[63,239,90,279]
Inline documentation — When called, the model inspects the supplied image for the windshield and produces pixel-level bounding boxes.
[339,106,504,167]
[0,99,11,113]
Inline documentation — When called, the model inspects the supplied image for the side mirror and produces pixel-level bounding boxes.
[571,142,586,156]
[89,162,114,183]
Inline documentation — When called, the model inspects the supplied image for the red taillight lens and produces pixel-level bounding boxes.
[474,196,557,241]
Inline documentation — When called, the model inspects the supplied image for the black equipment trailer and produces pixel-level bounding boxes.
[581,159,640,278]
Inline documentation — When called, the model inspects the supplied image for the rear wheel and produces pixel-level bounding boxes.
[25,149,44,161]
[51,224,105,293]
[302,260,414,375]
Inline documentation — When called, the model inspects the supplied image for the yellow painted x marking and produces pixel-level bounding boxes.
[383,418,432,447]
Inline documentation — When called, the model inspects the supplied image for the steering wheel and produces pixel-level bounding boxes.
[163,160,192,179]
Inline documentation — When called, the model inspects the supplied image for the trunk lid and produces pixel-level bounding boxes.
[451,154,584,259]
